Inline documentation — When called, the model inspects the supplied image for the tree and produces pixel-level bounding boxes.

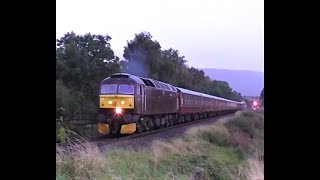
[56,32,121,120]
[159,48,188,84]
[56,32,120,90]
[56,80,71,119]
[123,32,162,78]
[260,88,264,106]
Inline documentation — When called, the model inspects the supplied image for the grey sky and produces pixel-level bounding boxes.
[56,0,264,72]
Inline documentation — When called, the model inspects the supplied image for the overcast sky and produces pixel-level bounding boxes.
[56,0,264,72]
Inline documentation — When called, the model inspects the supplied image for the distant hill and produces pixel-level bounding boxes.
[202,68,264,96]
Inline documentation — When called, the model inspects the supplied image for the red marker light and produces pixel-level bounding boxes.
[253,101,258,106]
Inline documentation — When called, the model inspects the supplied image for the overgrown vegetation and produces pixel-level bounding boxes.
[56,109,264,179]
[56,122,99,144]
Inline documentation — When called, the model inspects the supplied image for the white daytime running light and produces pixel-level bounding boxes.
[115,107,122,114]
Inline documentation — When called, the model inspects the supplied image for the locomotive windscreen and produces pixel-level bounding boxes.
[118,84,135,94]
[100,84,135,94]
[101,84,117,94]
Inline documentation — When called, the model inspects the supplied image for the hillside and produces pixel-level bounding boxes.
[202,68,264,96]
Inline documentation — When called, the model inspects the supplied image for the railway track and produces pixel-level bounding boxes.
[93,112,237,148]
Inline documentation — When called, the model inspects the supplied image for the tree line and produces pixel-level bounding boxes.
[56,31,249,121]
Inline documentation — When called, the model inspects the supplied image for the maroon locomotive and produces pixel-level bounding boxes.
[97,73,245,136]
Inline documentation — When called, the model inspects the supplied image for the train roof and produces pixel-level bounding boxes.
[105,73,177,92]
[200,93,215,98]
[148,79,178,92]
[105,73,242,103]
[103,73,146,84]
[176,87,241,103]
[176,87,202,96]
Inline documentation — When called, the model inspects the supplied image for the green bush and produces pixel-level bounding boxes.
[197,126,231,147]
[226,110,264,139]
[227,116,256,138]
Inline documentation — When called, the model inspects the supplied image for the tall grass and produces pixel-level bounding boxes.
[238,153,264,180]
[56,109,264,179]
[56,142,114,180]
[56,122,99,143]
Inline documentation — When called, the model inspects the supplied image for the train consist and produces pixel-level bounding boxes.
[97,73,246,136]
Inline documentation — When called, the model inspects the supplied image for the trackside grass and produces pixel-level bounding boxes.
[56,108,264,180]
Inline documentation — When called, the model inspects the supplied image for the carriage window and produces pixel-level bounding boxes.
[101,84,117,94]
[118,84,135,94]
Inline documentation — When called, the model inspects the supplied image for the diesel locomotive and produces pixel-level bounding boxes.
[96,73,245,136]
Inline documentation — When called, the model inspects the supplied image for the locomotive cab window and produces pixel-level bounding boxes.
[118,84,135,94]
[101,84,117,94]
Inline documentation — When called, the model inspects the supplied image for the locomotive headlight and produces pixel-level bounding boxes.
[108,100,112,104]
[115,107,122,114]
[120,100,125,105]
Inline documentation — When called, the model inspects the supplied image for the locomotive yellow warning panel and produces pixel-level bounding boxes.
[100,95,134,109]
